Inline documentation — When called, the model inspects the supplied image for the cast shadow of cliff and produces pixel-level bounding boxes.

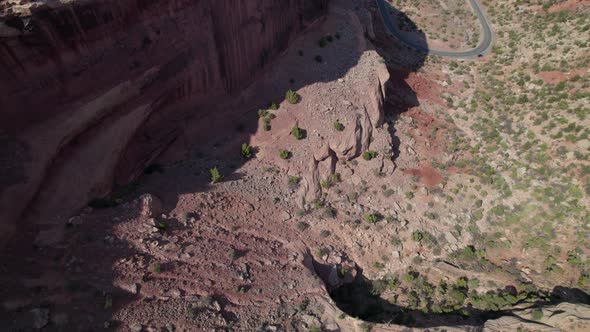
[0,1,430,331]
[326,265,590,328]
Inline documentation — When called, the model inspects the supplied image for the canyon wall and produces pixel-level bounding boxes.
[0,0,328,242]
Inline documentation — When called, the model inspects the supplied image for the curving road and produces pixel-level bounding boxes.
[376,0,493,59]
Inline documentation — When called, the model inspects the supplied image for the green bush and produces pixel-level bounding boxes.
[296,221,309,231]
[531,309,543,320]
[288,175,300,186]
[321,173,341,188]
[241,143,253,159]
[269,102,279,110]
[323,207,337,218]
[285,90,300,104]
[291,125,306,140]
[263,118,271,131]
[363,213,379,224]
[185,307,196,319]
[411,230,424,242]
[258,109,269,118]
[333,120,345,131]
[279,149,291,159]
[363,150,378,160]
[315,55,323,63]
[210,167,222,183]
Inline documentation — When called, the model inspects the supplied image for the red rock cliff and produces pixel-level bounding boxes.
[0,0,328,242]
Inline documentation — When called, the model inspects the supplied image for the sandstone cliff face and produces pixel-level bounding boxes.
[0,0,328,241]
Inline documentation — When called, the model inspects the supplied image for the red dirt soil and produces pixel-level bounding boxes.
[404,166,443,188]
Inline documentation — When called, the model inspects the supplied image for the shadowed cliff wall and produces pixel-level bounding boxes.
[0,0,328,243]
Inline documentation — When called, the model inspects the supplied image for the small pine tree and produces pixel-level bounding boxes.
[210,167,222,183]
[241,143,253,159]
[279,149,291,159]
[291,124,305,140]
[285,90,300,104]
[363,150,378,160]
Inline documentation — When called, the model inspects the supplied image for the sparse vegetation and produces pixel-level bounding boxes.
[362,150,378,160]
[279,149,291,159]
[291,124,306,140]
[210,167,222,183]
[241,143,253,159]
[363,213,379,224]
[285,89,300,104]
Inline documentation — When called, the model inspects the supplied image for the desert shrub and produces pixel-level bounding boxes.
[241,143,253,159]
[363,150,378,160]
[373,261,385,269]
[318,38,327,48]
[185,307,196,319]
[285,89,300,104]
[312,199,324,209]
[456,277,469,290]
[288,175,300,186]
[227,249,238,260]
[447,288,466,306]
[260,117,271,131]
[403,271,416,283]
[578,273,590,289]
[296,221,309,231]
[411,230,424,242]
[543,255,564,273]
[210,167,222,183]
[156,221,167,231]
[363,213,379,224]
[321,173,341,188]
[333,120,345,131]
[323,207,337,218]
[152,263,161,273]
[531,309,543,320]
[291,124,306,140]
[258,109,269,118]
[425,211,439,220]
[279,149,291,159]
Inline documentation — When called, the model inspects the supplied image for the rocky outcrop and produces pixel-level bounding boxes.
[0,0,328,243]
[299,55,390,205]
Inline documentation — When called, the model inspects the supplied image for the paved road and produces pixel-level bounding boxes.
[376,0,493,59]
